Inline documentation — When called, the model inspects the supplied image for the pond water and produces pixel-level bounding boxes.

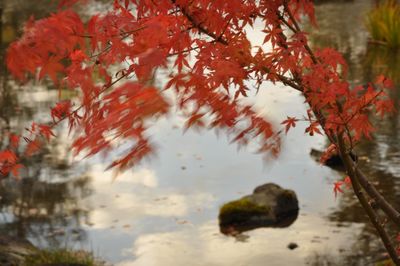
[0,1,399,265]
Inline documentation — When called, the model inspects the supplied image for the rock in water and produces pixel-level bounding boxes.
[310,148,344,169]
[310,148,357,170]
[219,183,299,234]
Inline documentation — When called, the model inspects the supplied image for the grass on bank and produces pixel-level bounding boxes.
[23,248,105,266]
[365,0,400,48]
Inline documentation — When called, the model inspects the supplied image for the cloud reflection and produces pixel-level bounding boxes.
[117,214,362,266]
[82,164,215,230]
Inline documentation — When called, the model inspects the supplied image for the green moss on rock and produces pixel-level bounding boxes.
[220,198,270,215]
[219,198,271,226]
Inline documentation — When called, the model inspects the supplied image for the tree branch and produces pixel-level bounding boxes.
[274,5,400,263]
[338,133,400,265]
[355,167,400,226]
[170,0,228,45]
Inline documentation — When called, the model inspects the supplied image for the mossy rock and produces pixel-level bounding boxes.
[219,183,299,234]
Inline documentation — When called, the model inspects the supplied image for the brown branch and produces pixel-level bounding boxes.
[51,71,130,128]
[282,1,318,64]
[76,26,147,39]
[278,13,298,33]
[88,26,147,59]
[170,0,228,45]
[355,167,400,226]
[274,6,400,261]
[338,134,400,265]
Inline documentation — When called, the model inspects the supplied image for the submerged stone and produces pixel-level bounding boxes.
[219,183,299,234]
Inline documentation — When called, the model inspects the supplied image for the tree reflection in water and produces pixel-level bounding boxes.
[0,0,93,250]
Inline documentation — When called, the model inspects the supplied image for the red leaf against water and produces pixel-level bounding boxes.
[38,124,56,141]
[51,101,71,121]
[350,114,374,140]
[319,144,337,165]
[0,150,17,164]
[24,139,42,157]
[262,27,283,47]
[375,75,394,89]
[185,113,205,130]
[344,176,352,188]
[9,133,20,149]
[281,116,298,134]
[333,181,344,198]
[11,164,24,179]
[305,122,322,136]
[375,98,395,118]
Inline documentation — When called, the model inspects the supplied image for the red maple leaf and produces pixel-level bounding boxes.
[305,122,322,136]
[344,176,352,188]
[333,181,344,198]
[0,150,17,164]
[319,144,337,164]
[281,116,298,134]
[51,101,71,121]
[11,164,24,179]
[24,139,42,157]
[39,56,65,84]
[9,133,20,149]
[38,124,56,141]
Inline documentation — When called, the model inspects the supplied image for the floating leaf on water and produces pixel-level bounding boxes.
[176,219,190,225]
[47,228,65,237]
[85,221,95,226]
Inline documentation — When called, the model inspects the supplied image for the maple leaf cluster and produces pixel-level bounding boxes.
[2,0,394,175]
